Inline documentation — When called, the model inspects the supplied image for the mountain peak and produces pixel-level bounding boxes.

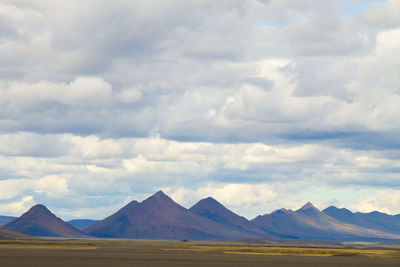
[142,190,178,208]
[30,204,49,210]
[3,204,87,238]
[299,202,318,211]
[323,206,352,214]
[152,190,170,200]
[154,190,166,196]
[273,208,292,215]
[190,197,270,237]
[200,197,221,206]
[26,204,52,216]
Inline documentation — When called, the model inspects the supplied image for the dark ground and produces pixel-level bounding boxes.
[1,239,400,267]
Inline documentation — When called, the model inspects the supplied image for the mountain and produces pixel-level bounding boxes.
[189,197,271,237]
[0,215,17,226]
[68,219,100,230]
[252,202,400,241]
[2,204,88,238]
[323,206,400,235]
[0,229,30,240]
[85,191,261,240]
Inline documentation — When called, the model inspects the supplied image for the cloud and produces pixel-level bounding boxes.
[163,183,278,218]
[0,196,35,216]
[0,0,399,218]
[361,0,400,29]
[350,189,400,214]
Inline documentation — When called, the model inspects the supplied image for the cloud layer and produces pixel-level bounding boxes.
[0,0,399,219]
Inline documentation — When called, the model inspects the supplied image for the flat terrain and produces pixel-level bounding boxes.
[1,239,400,266]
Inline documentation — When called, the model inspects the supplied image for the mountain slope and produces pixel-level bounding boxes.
[68,219,100,230]
[85,191,261,240]
[2,204,88,238]
[0,215,17,226]
[252,202,400,241]
[0,229,31,240]
[189,197,271,237]
[323,206,400,235]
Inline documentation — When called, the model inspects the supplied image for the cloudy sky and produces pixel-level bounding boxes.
[0,0,399,220]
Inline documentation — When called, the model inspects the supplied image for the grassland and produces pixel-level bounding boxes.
[1,239,400,266]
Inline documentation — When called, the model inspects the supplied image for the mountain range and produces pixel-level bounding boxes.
[323,206,400,235]
[85,191,263,240]
[1,191,400,241]
[252,202,400,241]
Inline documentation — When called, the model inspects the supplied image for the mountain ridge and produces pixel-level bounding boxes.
[252,202,400,241]
[1,193,400,242]
[323,206,400,235]
[189,197,272,238]
[84,191,259,240]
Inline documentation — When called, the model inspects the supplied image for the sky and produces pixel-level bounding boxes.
[0,0,400,220]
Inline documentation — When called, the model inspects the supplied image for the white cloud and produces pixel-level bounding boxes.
[350,189,400,214]
[0,196,35,216]
[34,175,69,198]
[117,88,143,103]
[1,76,111,107]
[361,0,400,29]
[0,179,32,200]
[0,0,399,218]
[164,183,278,219]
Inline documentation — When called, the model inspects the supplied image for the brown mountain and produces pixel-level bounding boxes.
[2,204,88,238]
[0,229,30,240]
[85,191,261,240]
[189,197,272,238]
[252,202,400,241]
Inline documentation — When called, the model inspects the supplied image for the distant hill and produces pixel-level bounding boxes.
[68,219,100,230]
[0,229,30,240]
[2,204,88,238]
[252,202,400,241]
[323,206,400,235]
[85,191,259,240]
[0,215,17,226]
[189,197,272,238]
[2,193,400,242]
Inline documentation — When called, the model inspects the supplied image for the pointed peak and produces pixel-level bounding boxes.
[19,204,56,220]
[154,190,167,196]
[143,190,173,203]
[189,197,228,213]
[299,202,318,211]
[28,204,51,213]
[194,197,225,208]
[202,197,219,203]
